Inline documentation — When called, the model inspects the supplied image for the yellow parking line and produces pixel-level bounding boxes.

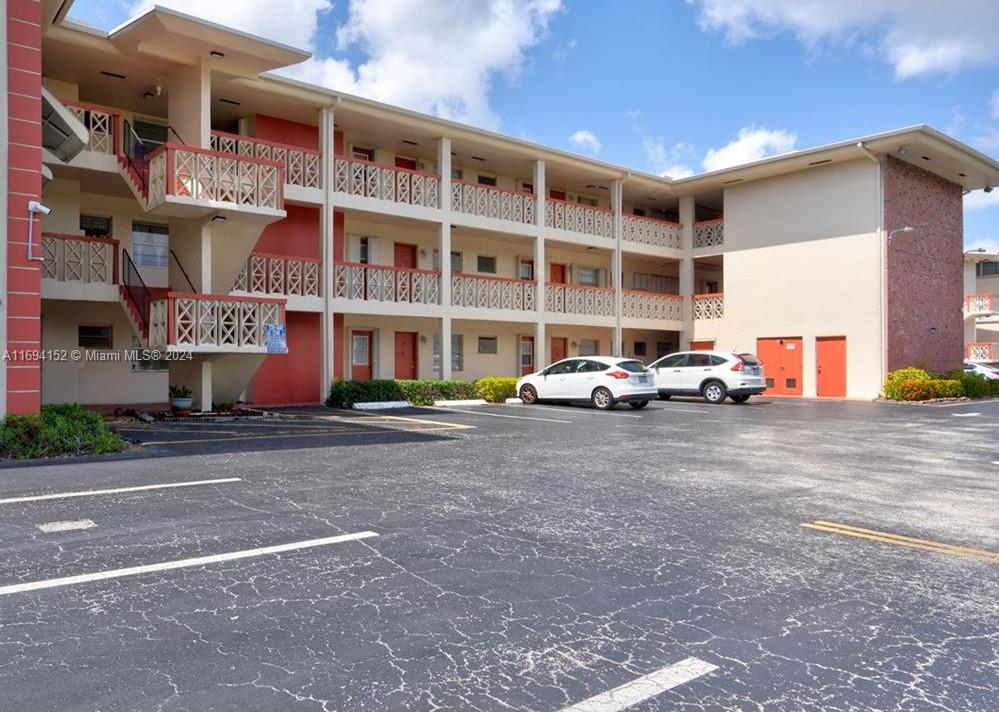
[801,520,999,563]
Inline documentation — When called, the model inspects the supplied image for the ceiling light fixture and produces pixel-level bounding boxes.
[100,70,126,79]
[210,50,225,58]
[896,146,909,157]
[218,98,240,106]
[402,139,419,146]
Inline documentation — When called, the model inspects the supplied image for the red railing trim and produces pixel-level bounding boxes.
[163,291,288,305]
[335,261,441,277]
[250,251,322,264]
[335,155,441,180]
[454,271,535,285]
[693,292,724,298]
[545,196,613,214]
[546,282,614,292]
[623,214,683,228]
[210,129,322,157]
[622,289,682,299]
[450,178,534,199]
[61,98,122,117]
[41,231,119,246]
[149,143,285,170]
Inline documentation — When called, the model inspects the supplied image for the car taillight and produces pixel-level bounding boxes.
[607,370,630,379]
[731,361,743,372]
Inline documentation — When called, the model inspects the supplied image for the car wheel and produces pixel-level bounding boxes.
[702,380,728,404]
[658,393,672,400]
[519,384,538,404]
[629,400,649,409]
[591,387,615,410]
[730,394,750,403]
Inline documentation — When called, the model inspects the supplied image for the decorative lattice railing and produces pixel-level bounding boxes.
[210,131,321,189]
[148,293,286,350]
[622,215,682,249]
[64,100,119,155]
[964,293,998,317]
[147,144,284,211]
[545,283,615,317]
[332,262,441,305]
[333,157,440,209]
[544,198,613,239]
[693,219,724,249]
[693,293,724,320]
[622,290,683,321]
[451,273,536,311]
[966,342,998,361]
[41,233,117,284]
[450,180,535,225]
[234,253,321,297]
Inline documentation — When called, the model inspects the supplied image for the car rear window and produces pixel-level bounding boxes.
[616,360,647,373]
[738,353,761,366]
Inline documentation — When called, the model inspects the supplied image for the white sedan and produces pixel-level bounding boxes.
[517,356,659,410]
[963,360,999,380]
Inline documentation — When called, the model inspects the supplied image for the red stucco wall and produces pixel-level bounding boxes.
[884,156,964,372]
[250,312,321,404]
[254,204,320,259]
[253,114,318,151]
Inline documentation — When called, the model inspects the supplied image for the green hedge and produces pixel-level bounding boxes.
[884,367,999,401]
[326,378,478,407]
[475,377,519,403]
[0,403,125,460]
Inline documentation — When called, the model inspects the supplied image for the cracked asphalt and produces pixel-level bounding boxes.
[0,397,996,711]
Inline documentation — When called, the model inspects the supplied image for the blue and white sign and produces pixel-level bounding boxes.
[265,324,288,354]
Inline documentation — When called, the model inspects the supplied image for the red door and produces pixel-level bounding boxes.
[549,189,566,200]
[394,332,418,379]
[549,263,567,284]
[395,156,417,170]
[520,336,535,376]
[757,337,803,396]
[689,339,714,351]
[394,243,417,269]
[550,337,567,363]
[816,336,847,397]
[351,331,373,380]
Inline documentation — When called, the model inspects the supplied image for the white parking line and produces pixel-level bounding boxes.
[561,657,718,711]
[37,519,96,533]
[0,477,242,506]
[952,413,981,418]
[0,531,379,596]
[427,407,572,424]
[512,405,644,419]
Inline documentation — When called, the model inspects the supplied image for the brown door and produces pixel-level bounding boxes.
[549,263,567,284]
[351,331,373,380]
[689,339,714,351]
[549,189,566,200]
[394,332,418,379]
[550,337,567,363]
[394,156,417,170]
[757,337,803,396]
[520,336,535,376]
[816,336,847,397]
[394,243,417,269]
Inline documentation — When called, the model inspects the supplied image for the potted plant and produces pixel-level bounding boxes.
[169,384,193,416]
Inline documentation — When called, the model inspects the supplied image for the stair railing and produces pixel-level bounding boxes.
[170,249,197,293]
[121,249,151,333]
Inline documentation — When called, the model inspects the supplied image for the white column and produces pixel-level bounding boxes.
[533,159,547,367]
[679,195,696,348]
[200,361,212,412]
[200,225,212,293]
[319,105,336,398]
[612,178,623,357]
[167,60,211,148]
[438,137,452,379]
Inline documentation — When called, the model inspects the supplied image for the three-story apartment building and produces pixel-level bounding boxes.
[965,250,999,363]
[5,2,999,413]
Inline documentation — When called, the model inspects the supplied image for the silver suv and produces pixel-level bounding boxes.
[648,351,767,404]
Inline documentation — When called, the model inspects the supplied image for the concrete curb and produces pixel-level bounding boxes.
[432,399,488,407]
[352,401,413,410]
[505,397,524,404]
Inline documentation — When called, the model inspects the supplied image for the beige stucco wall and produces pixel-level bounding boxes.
[699,159,883,399]
[41,301,168,405]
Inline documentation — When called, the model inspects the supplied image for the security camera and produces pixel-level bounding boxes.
[27,200,52,215]
[985,185,994,193]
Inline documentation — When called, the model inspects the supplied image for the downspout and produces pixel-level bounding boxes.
[857,142,886,393]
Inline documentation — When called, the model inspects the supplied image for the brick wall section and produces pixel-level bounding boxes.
[883,156,964,373]
[6,0,43,413]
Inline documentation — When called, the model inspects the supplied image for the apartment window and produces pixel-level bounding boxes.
[633,272,650,291]
[578,339,599,356]
[78,325,112,350]
[519,260,534,280]
[80,215,111,238]
[432,250,462,272]
[632,207,647,217]
[652,275,678,294]
[520,338,534,368]
[477,175,497,187]
[576,266,600,286]
[478,336,498,354]
[432,334,463,372]
[656,341,673,358]
[395,156,417,170]
[352,146,375,162]
[132,333,167,371]
[451,167,464,180]
[358,237,370,264]
[477,255,497,274]
[977,261,999,277]
[131,222,169,268]
[520,182,534,195]
[702,280,720,294]
[576,196,597,207]
[633,342,647,358]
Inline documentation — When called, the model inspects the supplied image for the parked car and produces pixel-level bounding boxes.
[963,360,999,380]
[517,356,659,410]
[648,351,766,404]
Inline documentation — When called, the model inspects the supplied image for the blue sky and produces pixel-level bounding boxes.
[69,0,999,248]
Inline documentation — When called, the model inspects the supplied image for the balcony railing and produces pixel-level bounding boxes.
[545,283,615,317]
[451,273,536,311]
[545,198,613,239]
[333,157,440,209]
[64,100,119,156]
[622,290,682,321]
[964,293,998,317]
[148,293,285,351]
[147,144,284,211]
[211,131,321,189]
[622,215,682,249]
[451,180,535,225]
[40,233,118,284]
[693,293,724,320]
[967,342,998,361]
[234,253,321,298]
[693,219,724,249]
[333,262,441,305]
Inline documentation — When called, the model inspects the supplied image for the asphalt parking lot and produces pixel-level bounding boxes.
[0,397,996,710]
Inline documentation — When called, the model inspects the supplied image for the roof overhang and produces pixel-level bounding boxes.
[41,85,88,161]
[965,250,999,263]
[108,6,310,77]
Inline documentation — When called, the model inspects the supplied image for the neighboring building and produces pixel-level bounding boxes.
[964,250,999,362]
[4,2,999,413]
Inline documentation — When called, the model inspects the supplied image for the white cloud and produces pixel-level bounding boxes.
[569,129,601,154]
[965,190,999,211]
[642,137,695,178]
[132,0,562,129]
[688,0,999,79]
[701,125,797,172]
